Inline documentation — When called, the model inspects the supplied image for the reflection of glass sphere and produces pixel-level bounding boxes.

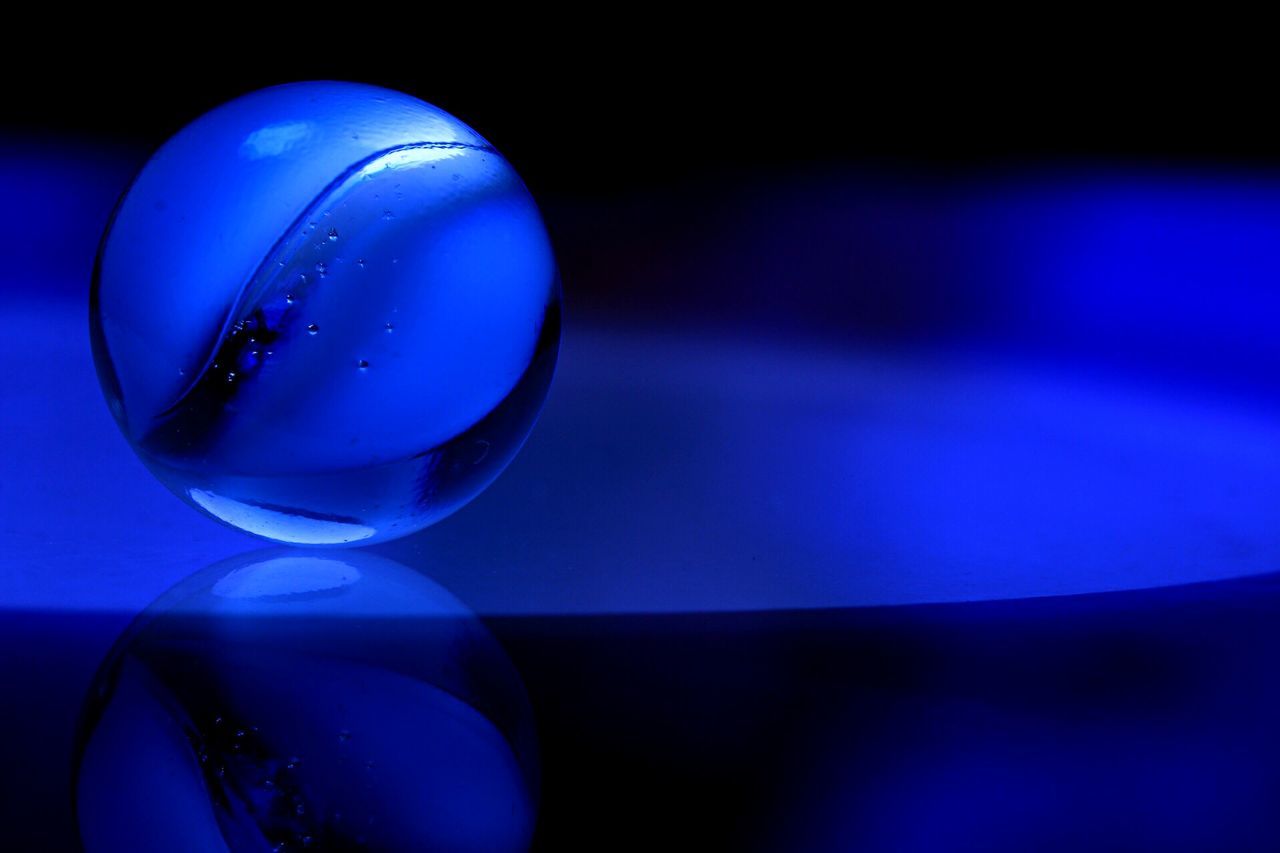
[73,549,539,851]
[90,81,560,545]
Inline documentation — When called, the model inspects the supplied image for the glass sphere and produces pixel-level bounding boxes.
[74,549,539,851]
[90,82,560,545]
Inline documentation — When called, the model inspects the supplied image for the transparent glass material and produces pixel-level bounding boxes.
[90,82,560,545]
[74,549,539,851]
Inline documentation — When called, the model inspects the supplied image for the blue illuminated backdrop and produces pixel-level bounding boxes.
[5,132,1280,848]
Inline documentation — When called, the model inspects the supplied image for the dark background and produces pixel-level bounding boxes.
[11,36,1278,188]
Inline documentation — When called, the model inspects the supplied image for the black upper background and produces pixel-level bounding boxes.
[6,31,1279,198]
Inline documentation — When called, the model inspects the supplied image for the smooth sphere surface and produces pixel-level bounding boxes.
[91,82,560,545]
[74,549,539,851]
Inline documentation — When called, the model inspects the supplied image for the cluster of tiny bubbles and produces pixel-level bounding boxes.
[73,549,540,851]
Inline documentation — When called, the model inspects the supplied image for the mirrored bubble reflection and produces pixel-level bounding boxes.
[73,549,539,852]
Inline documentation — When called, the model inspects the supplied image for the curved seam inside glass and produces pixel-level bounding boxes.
[156,140,499,418]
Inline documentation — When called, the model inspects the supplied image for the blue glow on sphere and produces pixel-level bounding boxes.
[74,549,539,851]
[90,82,560,545]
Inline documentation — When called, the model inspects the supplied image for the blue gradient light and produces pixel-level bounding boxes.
[954,172,1280,396]
[7,149,1280,614]
[88,82,560,546]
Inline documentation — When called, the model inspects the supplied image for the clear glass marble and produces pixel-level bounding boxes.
[90,82,560,545]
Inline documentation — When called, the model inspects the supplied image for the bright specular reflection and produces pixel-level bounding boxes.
[211,557,362,599]
[188,490,379,546]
